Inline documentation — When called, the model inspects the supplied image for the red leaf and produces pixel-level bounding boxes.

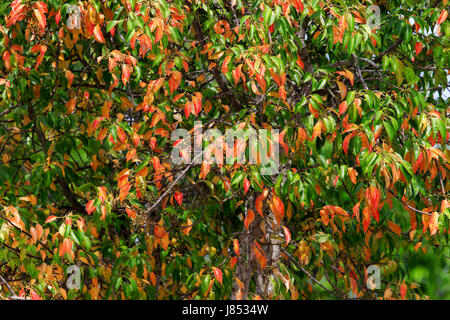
[400,283,407,299]
[45,215,58,223]
[387,221,401,236]
[30,290,42,300]
[184,101,193,118]
[429,212,439,236]
[65,98,76,114]
[415,42,424,56]
[365,186,381,222]
[193,92,202,115]
[363,206,371,233]
[253,241,267,269]
[352,202,360,222]
[59,238,72,257]
[33,8,46,33]
[126,208,136,219]
[116,126,126,144]
[55,10,61,25]
[169,71,181,94]
[282,226,291,247]
[279,129,289,155]
[412,152,423,174]
[333,175,340,186]
[338,101,348,115]
[85,200,95,215]
[212,267,223,285]
[121,64,132,86]
[98,187,107,202]
[269,195,285,225]
[441,199,449,213]
[222,55,231,75]
[243,178,250,195]
[348,167,358,184]
[244,209,255,230]
[343,134,351,155]
[255,194,265,217]
[296,54,304,70]
[174,191,183,206]
[230,256,238,268]
[233,239,239,256]
[437,10,448,25]
[93,25,105,43]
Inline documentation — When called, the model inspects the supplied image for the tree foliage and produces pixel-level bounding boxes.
[0,0,448,300]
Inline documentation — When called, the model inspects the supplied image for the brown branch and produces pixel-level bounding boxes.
[281,248,343,299]
[434,159,447,198]
[0,274,28,300]
[387,189,432,216]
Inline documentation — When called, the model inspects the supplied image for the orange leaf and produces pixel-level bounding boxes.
[345,69,354,86]
[296,54,304,70]
[121,64,132,85]
[161,233,169,250]
[93,25,105,43]
[437,10,448,24]
[244,209,255,230]
[253,242,267,269]
[150,272,157,286]
[59,238,72,257]
[336,81,347,100]
[30,290,42,300]
[193,92,202,115]
[169,71,181,94]
[212,267,223,285]
[365,186,381,222]
[343,134,353,156]
[255,193,265,217]
[348,167,358,184]
[33,8,46,33]
[282,226,291,247]
[184,101,193,118]
[415,42,424,56]
[312,120,323,140]
[199,161,211,179]
[387,221,401,236]
[86,200,95,215]
[45,215,58,223]
[98,187,107,202]
[429,212,439,236]
[222,55,231,74]
[363,206,371,233]
[230,256,237,268]
[65,98,76,114]
[243,178,250,195]
[400,283,407,299]
[269,195,285,225]
[126,208,136,219]
[233,239,239,256]
[441,199,449,213]
[338,101,348,115]
[352,202,360,222]
[174,191,183,206]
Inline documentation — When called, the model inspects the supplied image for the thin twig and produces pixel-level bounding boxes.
[281,248,343,299]
[388,190,432,216]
